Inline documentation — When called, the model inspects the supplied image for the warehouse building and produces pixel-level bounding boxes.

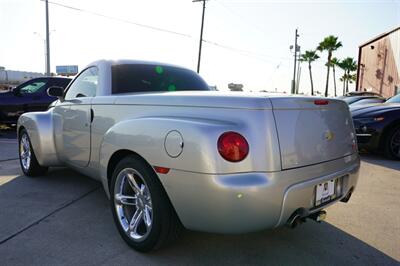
[356,26,400,97]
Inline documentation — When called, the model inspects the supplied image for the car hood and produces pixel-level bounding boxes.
[351,103,400,117]
[0,91,16,101]
[0,91,14,96]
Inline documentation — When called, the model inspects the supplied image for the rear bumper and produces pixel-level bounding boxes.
[158,153,360,233]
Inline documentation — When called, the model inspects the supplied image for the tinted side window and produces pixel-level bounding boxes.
[112,64,209,94]
[65,67,98,100]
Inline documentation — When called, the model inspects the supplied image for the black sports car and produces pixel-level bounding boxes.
[351,94,400,160]
[0,77,71,125]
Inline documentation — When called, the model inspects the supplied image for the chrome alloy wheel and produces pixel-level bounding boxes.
[114,168,153,241]
[390,128,400,158]
[20,133,31,171]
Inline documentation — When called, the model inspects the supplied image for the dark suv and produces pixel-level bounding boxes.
[0,77,71,125]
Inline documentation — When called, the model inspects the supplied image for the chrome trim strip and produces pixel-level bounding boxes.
[356,133,372,137]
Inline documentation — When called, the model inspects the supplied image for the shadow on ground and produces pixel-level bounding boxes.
[0,165,397,266]
[0,127,16,138]
[360,154,400,171]
[0,129,18,161]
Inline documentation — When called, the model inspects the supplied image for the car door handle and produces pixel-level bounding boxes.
[90,108,94,123]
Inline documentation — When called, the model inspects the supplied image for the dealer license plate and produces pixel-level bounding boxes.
[315,179,336,206]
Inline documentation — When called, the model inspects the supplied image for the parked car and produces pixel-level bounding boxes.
[351,94,400,159]
[339,95,386,105]
[345,91,382,97]
[17,60,360,252]
[0,77,71,125]
[348,97,386,106]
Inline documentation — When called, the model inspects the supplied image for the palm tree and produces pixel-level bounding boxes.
[340,57,357,93]
[317,36,342,97]
[337,60,346,95]
[330,57,340,97]
[339,75,345,95]
[339,73,350,95]
[348,73,357,89]
[299,50,319,96]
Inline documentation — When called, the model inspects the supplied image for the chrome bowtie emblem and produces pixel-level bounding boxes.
[325,131,334,141]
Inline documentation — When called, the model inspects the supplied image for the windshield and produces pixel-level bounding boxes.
[112,64,210,94]
[386,94,400,103]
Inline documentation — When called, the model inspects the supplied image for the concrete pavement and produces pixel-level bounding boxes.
[0,134,399,265]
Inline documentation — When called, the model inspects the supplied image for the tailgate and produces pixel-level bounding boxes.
[271,97,356,170]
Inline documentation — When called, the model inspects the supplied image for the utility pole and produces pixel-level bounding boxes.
[296,50,301,94]
[45,0,51,76]
[291,28,299,94]
[193,0,207,74]
[296,65,302,94]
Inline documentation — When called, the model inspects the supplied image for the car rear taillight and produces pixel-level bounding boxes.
[314,100,329,105]
[153,166,170,174]
[217,132,249,162]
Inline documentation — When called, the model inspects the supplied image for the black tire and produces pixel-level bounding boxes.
[18,129,48,176]
[383,125,400,160]
[110,155,181,252]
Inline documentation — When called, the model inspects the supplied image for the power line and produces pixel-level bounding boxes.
[42,0,290,66]
[214,0,267,37]
[204,39,291,61]
[42,0,193,38]
[203,39,290,66]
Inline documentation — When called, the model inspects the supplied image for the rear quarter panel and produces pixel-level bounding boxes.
[92,103,281,195]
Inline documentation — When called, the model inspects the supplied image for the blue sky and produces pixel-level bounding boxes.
[1,0,399,95]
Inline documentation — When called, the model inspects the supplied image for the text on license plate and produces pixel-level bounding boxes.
[315,179,336,206]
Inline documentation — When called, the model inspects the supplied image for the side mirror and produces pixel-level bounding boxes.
[47,86,65,101]
[12,88,21,97]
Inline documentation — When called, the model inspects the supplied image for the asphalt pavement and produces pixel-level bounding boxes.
[0,130,18,161]
[0,132,399,265]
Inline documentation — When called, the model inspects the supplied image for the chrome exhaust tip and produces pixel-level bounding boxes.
[287,211,306,228]
[287,209,327,228]
[288,215,303,228]
[309,210,327,223]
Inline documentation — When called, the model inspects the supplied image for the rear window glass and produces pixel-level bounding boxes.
[112,64,209,94]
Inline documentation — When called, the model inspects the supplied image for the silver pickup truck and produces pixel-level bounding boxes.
[17,59,360,252]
